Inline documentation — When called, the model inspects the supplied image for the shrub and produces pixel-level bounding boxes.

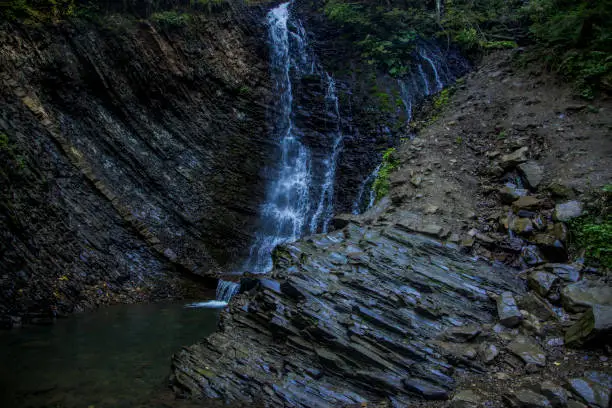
[150,10,189,27]
[372,147,400,201]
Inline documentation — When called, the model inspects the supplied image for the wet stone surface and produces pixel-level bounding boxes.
[171,222,524,406]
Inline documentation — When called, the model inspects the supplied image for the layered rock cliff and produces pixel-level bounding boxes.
[0,4,273,319]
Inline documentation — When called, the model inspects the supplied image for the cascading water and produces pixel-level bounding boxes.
[244,2,313,273]
[352,163,381,215]
[245,2,345,273]
[185,279,240,308]
[310,73,343,234]
[353,41,461,215]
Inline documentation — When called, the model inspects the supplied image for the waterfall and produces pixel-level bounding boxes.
[353,41,459,215]
[310,73,343,234]
[352,163,381,215]
[184,280,240,308]
[245,2,346,273]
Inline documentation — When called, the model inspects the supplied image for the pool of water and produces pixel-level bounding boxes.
[0,302,220,408]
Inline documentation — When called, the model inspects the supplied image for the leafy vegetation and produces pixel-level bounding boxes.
[372,147,400,201]
[568,185,612,269]
[150,10,190,27]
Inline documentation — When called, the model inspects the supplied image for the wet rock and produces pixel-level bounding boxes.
[521,246,546,266]
[171,225,524,406]
[451,390,483,408]
[518,161,544,190]
[479,343,500,364]
[517,292,557,322]
[533,233,567,262]
[503,388,552,407]
[402,377,450,400]
[547,182,574,199]
[528,271,559,297]
[553,201,583,222]
[497,291,523,327]
[501,147,529,170]
[331,214,356,230]
[541,263,581,282]
[500,185,528,204]
[442,325,482,343]
[512,218,534,236]
[507,335,546,366]
[540,381,568,407]
[567,372,612,408]
[566,401,587,408]
[561,280,612,312]
[565,305,612,347]
[513,196,543,211]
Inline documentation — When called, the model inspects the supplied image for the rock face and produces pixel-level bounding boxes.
[171,222,524,406]
[0,8,272,318]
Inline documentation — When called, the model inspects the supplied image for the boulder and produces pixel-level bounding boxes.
[528,271,559,297]
[567,372,612,408]
[553,201,583,222]
[533,233,567,262]
[500,147,529,170]
[565,305,612,347]
[513,196,543,211]
[541,263,581,282]
[451,390,483,408]
[511,217,534,235]
[539,381,568,407]
[521,245,546,266]
[561,280,612,312]
[507,335,546,366]
[500,185,528,204]
[503,388,552,408]
[547,182,574,199]
[497,291,523,327]
[518,161,544,190]
[479,343,500,364]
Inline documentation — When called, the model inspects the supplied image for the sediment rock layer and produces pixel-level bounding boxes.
[172,221,524,406]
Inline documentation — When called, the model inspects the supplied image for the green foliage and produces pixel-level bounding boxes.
[372,147,400,201]
[433,88,451,109]
[322,0,431,76]
[568,185,612,269]
[521,0,612,96]
[150,10,190,27]
[569,215,612,269]
[0,0,75,21]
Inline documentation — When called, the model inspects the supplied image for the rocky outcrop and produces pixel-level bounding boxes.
[171,221,524,406]
[0,7,272,319]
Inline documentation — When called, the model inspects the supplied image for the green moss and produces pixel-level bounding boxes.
[433,88,451,110]
[372,147,400,201]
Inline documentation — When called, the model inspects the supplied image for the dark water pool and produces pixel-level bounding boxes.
[0,302,220,408]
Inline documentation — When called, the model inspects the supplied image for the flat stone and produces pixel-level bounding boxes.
[497,291,523,327]
[528,271,559,297]
[500,146,529,169]
[565,305,612,347]
[561,280,612,312]
[479,343,499,364]
[507,335,546,366]
[517,292,557,322]
[521,245,546,266]
[553,201,583,222]
[500,185,528,204]
[540,380,568,407]
[451,390,483,408]
[541,263,581,282]
[518,161,544,190]
[503,388,552,408]
[402,377,449,400]
[442,325,482,343]
[512,217,534,235]
[567,373,611,408]
[513,196,543,211]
